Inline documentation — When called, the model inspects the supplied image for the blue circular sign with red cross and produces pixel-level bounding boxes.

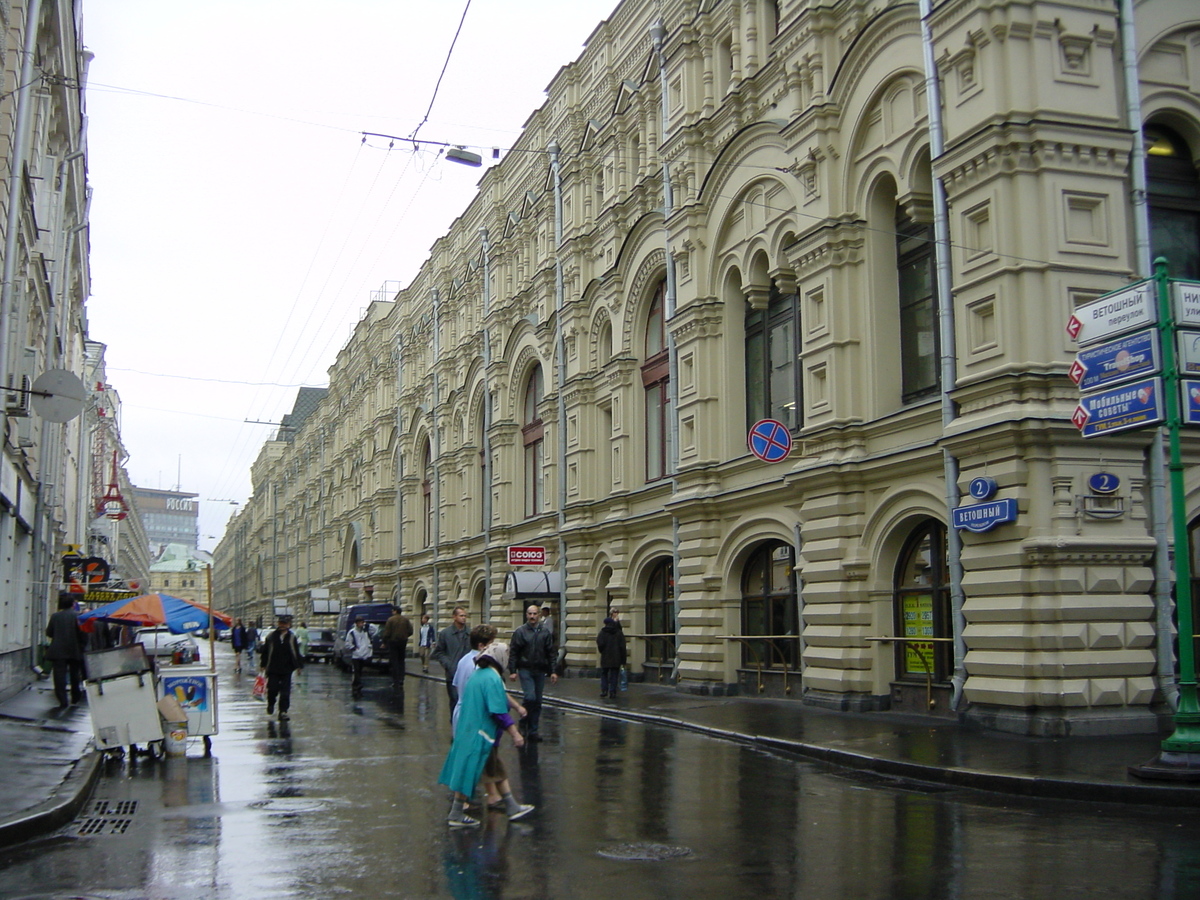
[748,419,793,463]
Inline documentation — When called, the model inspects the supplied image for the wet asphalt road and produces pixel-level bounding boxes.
[2,652,1200,900]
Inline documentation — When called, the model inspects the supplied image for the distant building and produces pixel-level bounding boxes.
[149,543,214,607]
[132,488,200,556]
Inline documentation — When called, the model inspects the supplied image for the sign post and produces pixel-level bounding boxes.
[1130,260,1200,779]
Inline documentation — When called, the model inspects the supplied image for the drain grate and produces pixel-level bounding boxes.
[88,799,138,816]
[76,817,133,835]
[597,842,694,862]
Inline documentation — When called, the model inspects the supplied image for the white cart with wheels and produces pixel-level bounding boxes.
[158,667,219,755]
[84,644,164,758]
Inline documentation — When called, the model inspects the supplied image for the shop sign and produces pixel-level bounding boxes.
[1071,378,1164,438]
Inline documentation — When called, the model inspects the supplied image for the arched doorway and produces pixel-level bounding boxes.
[740,541,799,670]
[892,520,952,684]
[645,558,675,666]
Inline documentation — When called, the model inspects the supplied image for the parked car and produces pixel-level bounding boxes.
[133,627,199,664]
[305,623,338,663]
[333,602,393,671]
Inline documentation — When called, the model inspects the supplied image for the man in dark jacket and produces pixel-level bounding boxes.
[381,606,413,691]
[230,618,247,673]
[259,615,303,720]
[431,606,470,712]
[46,595,86,707]
[596,608,627,699]
[508,603,557,740]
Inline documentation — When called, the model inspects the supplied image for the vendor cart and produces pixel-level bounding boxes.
[84,643,164,758]
[157,666,218,755]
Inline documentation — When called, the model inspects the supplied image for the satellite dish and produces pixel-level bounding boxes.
[30,368,87,423]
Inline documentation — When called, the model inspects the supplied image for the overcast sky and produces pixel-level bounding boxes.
[82,0,617,550]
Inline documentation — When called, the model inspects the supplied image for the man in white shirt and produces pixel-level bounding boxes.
[346,616,374,697]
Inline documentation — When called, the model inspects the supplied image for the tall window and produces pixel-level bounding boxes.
[643,281,670,482]
[746,282,801,430]
[893,521,951,682]
[1146,125,1200,280]
[741,541,799,669]
[522,367,544,518]
[897,213,939,403]
[421,441,433,548]
[645,558,675,664]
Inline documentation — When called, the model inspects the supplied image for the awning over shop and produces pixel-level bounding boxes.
[502,570,563,600]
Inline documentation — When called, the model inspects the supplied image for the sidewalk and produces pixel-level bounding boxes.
[0,680,100,847]
[4,665,1200,849]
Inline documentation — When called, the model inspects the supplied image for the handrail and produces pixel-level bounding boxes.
[717,634,801,695]
[866,636,953,710]
[624,633,678,682]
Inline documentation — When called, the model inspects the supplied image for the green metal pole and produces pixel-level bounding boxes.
[1155,257,1200,752]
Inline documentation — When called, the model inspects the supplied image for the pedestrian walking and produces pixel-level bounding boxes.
[596,608,627,698]
[508,603,557,741]
[451,623,497,733]
[381,605,413,691]
[418,613,434,673]
[45,595,85,708]
[230,618,247,673]
[259,614,304,720]
[431,606,471,712]
[295,621,310,659]
[346,616,374,696]
[439,642,534,827]
[245,622,259,669]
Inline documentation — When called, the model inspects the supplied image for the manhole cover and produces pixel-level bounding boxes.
[597,842,694,861]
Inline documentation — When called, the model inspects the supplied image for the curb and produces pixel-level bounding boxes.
[0,747,102,848]
[546,696,1200,810]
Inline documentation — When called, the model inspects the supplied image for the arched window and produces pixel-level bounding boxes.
[645,558,675,663]
[643,280,670,482]
[740,541,799,668]
[892,521,951,682]
[897,212,939,402]
[523,367,544,518]
[745,281,801,430]
[421,440,433,548]
[1146,124,1200,279]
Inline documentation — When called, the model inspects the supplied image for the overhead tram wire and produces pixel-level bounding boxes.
[409,0,473,142]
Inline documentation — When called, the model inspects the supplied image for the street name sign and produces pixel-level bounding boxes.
[1066,281,1156,346]
[508,545,546,566]
[1069,329,1160,391]
[1171,280,1200,327]
[1071,377,1164,437]
[952,498,1018,533]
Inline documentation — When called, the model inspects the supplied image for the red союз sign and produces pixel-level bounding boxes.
[508,546,545,566]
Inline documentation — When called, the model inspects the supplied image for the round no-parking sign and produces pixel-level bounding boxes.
[748,419,793,463]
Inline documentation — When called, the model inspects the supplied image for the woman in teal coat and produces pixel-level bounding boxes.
[438,642,534,827]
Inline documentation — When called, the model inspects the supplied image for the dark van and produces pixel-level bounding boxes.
[333,602,393,671]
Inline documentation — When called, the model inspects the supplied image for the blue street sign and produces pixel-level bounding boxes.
[952,498,1018,533]
[1181,379,1200,426]
[1088,472,1121,494]
[747,419,793,462]
[1072,377,1164,438]
[1072,329,1160,391]
[968,477,998,500]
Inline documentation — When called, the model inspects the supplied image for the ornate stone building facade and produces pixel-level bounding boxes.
[214,0,1200,736]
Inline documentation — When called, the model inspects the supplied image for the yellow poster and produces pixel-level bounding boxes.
[901,594,934,674]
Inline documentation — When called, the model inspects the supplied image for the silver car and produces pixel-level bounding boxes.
[133,627,199,664]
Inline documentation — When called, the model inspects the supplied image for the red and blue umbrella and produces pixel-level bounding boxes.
[79,592,231,634]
